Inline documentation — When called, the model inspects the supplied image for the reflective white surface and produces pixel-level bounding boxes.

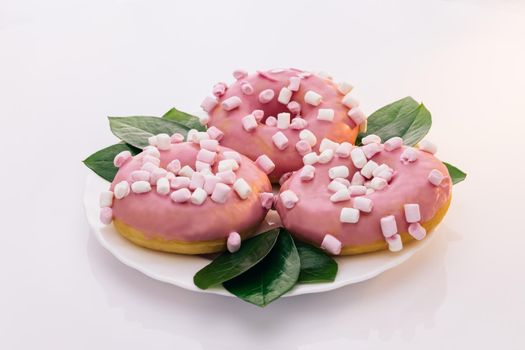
[1,0,525,349]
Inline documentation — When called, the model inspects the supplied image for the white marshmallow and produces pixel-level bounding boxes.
[404,203,421,223]
[350,148,367,168]
[195,160,211,172]
[304,90,322,106]
[340,208,360,223]
[203,175,221,194]
[218,159,239,172]
[288,77,301,91]
[299,165,316,181]
[233,178,252,199]
[428,169,444,186]
[143,146,160,158]
[353,197,373,212]
[386,234,403,252]
[280,190,299,209]
[216,170,236,185]
[196,148,217,165]
[328,179,347,193]
[318,149,334,164]
[317,109,334,122]
[277,87,293,104]
[242,114,258,132]
[330,188,351,203]
[362,134,381,145]
[277,112,291,129]
[227,232,241,253]
[170,188,191,203]
[156,177,170,195]
[272,131,289,150]
[349,185,367,196]
[336,142,352,158]
[265,116,277,126]
[170,176,191,190]
[114,181,130,199]
[370,177,388,190]
[299,129,317,147]
[223,151,242,163]
[328,165,350,179]
[186,129,198,142]
[419,139,437,154]
[303,152,319,165]
[337,82,353,95]
[99,191,114,208]
[321,234,342,255]
[384,137,403,151]
[131,180,151,194]
[360,160,378,179]
[166,159,181,174]
[190,187,207,205]
[211,183,231,203]
[178,165,195,178]
[351,172,365,186]
[319,138,340,152]
[156,133,171,151]
[341,93,359,108]
[147,135,158,146]
[190,172,205,190]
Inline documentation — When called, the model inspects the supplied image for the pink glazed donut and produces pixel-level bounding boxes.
[275,136,452,255]
[99,136,272,255]
[201,68,364,183]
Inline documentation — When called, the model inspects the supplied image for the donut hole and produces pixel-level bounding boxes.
[257,101,299,124]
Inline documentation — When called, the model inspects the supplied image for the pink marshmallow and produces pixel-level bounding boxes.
[321,234,342,255]
[206,126,224,141]
[190,172,205,190]
[196,148,217,164]
[142,155,160,166]
[384,137,403,151]
[168,134,183,144]
[212,82,227,97]
[242,114,258,132]
[150,168,167,185]
[216,170,236,185]
[295,140,312,156]
[349,185,367,196]
[223,151,241,163]
[200,96,218,113]
[170,176,191,190]
[265,116,277,127]
[290,117,308,130]
[260,192,275,210]
[299,165,315,181]
[141,162,158,173]
[233,69,248,80]
[255,155,275,174]
[100,207,113,225]
[203,175,220,194]
[227,231,241,253]
[252,109,264,121]
[200,139,219,152]
[428,169,444,186]
[362,143,383,159]
[258,89,275,104]
[288,76,301,91]
[404,203,421,223]
[408,223,427,240]
[166,159,181,174]
[222,96,242,111]
[280,190,299,209]
[195,160,211,172]
[131,170,150,182]
[347,107,366,125]
[170,188,191,203]
[353,197,373,212]
[211,182,231,203]
[287,101,301,115]
[240,82,254,95]
[336,142,352,158]
[272,131,289,150]
[380,215,398,238]
[113,151,132,168]
[400,147,419,164]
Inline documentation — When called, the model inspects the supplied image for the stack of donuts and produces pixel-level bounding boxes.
[99,68,452,256]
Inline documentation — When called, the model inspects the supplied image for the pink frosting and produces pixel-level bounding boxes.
[207,68,359,181]
[110,143,272,242]
[276,146,452,249]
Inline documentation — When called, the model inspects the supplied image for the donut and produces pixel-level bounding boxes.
[98,133,273,255]
[200,68,364,182]
[275,135,452,255]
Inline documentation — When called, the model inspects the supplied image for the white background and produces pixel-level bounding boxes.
[1,0,525,349]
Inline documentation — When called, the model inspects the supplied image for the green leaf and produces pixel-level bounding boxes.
[108,116,193,149]
[295,240,338,284]
[444,162,467,185]
[223,229,300,307]
[83,143,141,182]
[193,229,280,290]
[162,107,205,132]
[358,97,432,146]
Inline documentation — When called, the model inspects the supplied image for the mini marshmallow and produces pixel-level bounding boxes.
[372,164,392,178]
[316,70,332,80]
[100,207,113,225]
[233,69,248,80]
[321,234,342,255]
[350,148,367,168]
[206,126,224,141]
[255,155,275,174]
[328,179,347,193]
[404,203,421,223]
[366,188,375,195]
[227,232,242,253]
[370,177,388,191]
[114,181,130,199]
[170,133,184,143]
[150,168,168,185]
[131,170,150,182]
[288,76,301,91]
[336,142,352,158]
[259,89,275,104]
[99,191,114,208]
[252,109,264,121]
[195,160,211,172]
[359,119,368,133]
[203,175,221,194]
[319,138,340,152]
[341,93,359,108]
[277,112,291,129]
[200,139,219,152]
[211,182,231,203]
[384,136,403,151]
[223,151,241,163]
[171,188,191,203]
[265,116,277,126]
[178,165,195,178]
[287,102,301,116]
[362,143,383,159]
[334,178,350,187]
[131,180,151,194]
[198,114,209,126]
[361,160,378,179]
[218,158,239,172]
[156,177,170,195]
[280,190,299,209]
[375,168,394,182]
[419,139,437,154]
[190,187,207,205]
[386,234,403,252]
[328,165,350,179]
[148,135,158,146]
[216,170,236,184]
[337,81,353,95]
[295,140,312,156]
[163,160,180,174]
[351,172,366,186]
[428,169,444,186]
[142,155,160,166]
[317,109,334,122]
[242,114,258,132]
[408,223,427,240]
[353,197,373,212]
[196,149,216,165]
[171,176,191,190]
[200,169,213,176]
[240,82,254,95]
[349,185,367,197]
[362,134,381,145]
[330,188,351,203]
[318,149,334,164]
[400,147,419,164]
[304,90,322,106]
[260,192,275,210]
[290,117,307,130]
[303,152,319,165]
[113,151,132,167]
[189,172,205,190]
[186,129,198,142]
[233,178,252,199]
[300,165,315,181]
[272,131,289,150]
[340,207,360,223]
[201,96,219,113]
[222,96,242,111]
[156,133,171,151]
[143,146,160,158]
[278,87,293,104]
[140,162,158,173]
[299,129,317,146]
[380,215,398,238]
[166,172,176,182]
[347,107,366,125]
[212,82,227,97]
[193,131,210,144]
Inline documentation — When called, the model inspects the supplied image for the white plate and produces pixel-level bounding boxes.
[83,172,436,297]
